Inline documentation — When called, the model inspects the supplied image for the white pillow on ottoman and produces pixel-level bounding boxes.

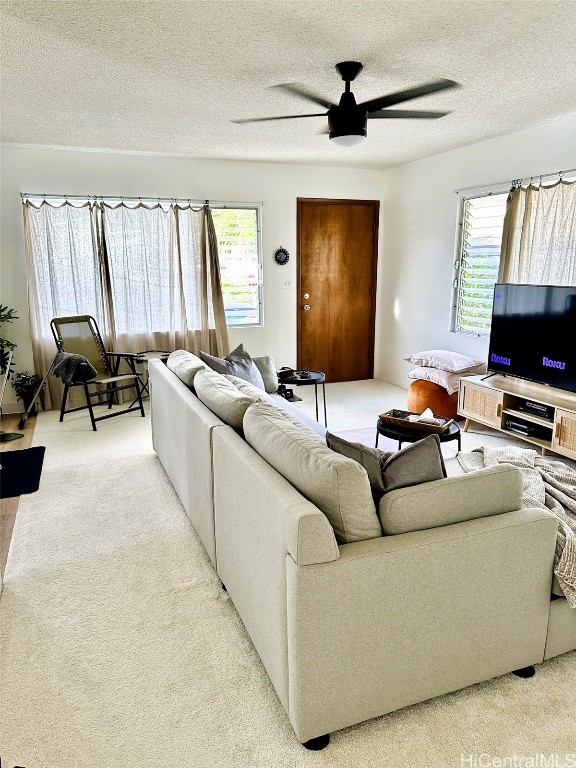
[407,366,464,396]
[404,349,483,373]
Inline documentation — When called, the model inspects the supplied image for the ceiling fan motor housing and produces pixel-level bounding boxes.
[328,108,367,140]
[328,90,367,141]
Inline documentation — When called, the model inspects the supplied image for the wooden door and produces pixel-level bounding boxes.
[297,198,379,383]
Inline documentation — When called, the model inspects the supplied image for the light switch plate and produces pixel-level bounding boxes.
[282,277,293,290]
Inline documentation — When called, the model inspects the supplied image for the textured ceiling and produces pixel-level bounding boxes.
[1,0,576,169]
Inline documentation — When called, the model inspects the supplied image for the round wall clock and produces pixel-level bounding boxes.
[274,247,290,265]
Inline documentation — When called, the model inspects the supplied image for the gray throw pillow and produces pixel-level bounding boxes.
[326,432,391,501]
[381,434,447,492]
[326,432,446,501]
[199,344,265,389]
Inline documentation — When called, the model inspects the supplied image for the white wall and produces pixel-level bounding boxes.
[0,147,385,409]
[2,114,575,410]
[375,114,576,388]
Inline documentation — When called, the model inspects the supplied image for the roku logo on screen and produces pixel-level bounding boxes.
[542,357,566,370]
[491,353,511,366]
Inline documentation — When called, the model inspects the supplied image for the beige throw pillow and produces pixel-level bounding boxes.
[253,356,279,394]
[194,369,259,430]
[244,403,381,544]
[166,349,207,388]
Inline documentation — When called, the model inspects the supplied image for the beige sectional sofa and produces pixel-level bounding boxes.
[149,358,576,749]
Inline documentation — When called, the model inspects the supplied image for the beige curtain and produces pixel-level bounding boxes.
[22,200,229,410]
[23,201,108,410]
[101,203,228,357]
[498,179,576,284]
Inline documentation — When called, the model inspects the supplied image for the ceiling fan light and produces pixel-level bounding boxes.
[329,133,366,147]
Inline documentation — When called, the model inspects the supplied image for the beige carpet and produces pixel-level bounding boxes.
[1,389,575,768]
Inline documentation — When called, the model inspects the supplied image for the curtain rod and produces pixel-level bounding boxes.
[453,167,576,196]
[20,193,263,207]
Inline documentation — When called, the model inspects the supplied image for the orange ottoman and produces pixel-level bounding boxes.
[407,379,458,420]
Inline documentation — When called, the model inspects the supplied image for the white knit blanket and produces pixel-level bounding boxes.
[458,446,576,608]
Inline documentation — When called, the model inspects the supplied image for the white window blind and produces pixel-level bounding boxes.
[454,192,508,335]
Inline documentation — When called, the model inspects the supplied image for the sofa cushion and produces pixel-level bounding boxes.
[224,374,275,404]
[194,369,259,430]
[253,355,279,394]
[552,575,566,597]
[379,464,524,535]
[244,403,381,544]
[166,349,207,388]
[199,343,265,389]
[326,432,446,502]
[270,393,327,438]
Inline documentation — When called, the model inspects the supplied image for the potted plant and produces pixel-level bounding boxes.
[0,303,18,380]
[12,371,45,416]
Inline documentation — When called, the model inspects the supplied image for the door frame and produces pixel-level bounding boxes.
[296,197,380,376]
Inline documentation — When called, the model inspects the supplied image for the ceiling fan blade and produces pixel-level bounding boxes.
[367,109,451,119]
[359,79,459,113]
[271,83,336,110]
[232,112,326,124]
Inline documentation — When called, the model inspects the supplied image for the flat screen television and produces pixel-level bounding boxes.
[487,283,576,393]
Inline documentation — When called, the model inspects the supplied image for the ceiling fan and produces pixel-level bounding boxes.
[233,61,459,146]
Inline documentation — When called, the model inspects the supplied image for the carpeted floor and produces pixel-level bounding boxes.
[1,384,575,768]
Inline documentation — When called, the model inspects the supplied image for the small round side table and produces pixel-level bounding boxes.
[375,418,461,452]
[277,370,327,426]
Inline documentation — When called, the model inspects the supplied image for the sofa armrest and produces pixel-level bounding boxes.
[286,507,557,742]
[284,504,339,566]
[379,463,523,535]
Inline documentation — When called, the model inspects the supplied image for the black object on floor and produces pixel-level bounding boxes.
[0,431,24,443]
[0,446,46,498]
[302,734,330,750]
[512,665,535,678]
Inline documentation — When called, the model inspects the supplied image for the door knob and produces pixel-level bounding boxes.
[303,293,310,299]
[303,304,311,311]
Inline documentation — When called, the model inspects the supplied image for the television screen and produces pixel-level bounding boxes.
[488,283,576,393]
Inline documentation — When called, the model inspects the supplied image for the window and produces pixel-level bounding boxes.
[212,207,262,326]
[453,192,508,335]
[23,197,263,331]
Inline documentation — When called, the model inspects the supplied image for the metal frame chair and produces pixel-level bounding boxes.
[50,315,145,431]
